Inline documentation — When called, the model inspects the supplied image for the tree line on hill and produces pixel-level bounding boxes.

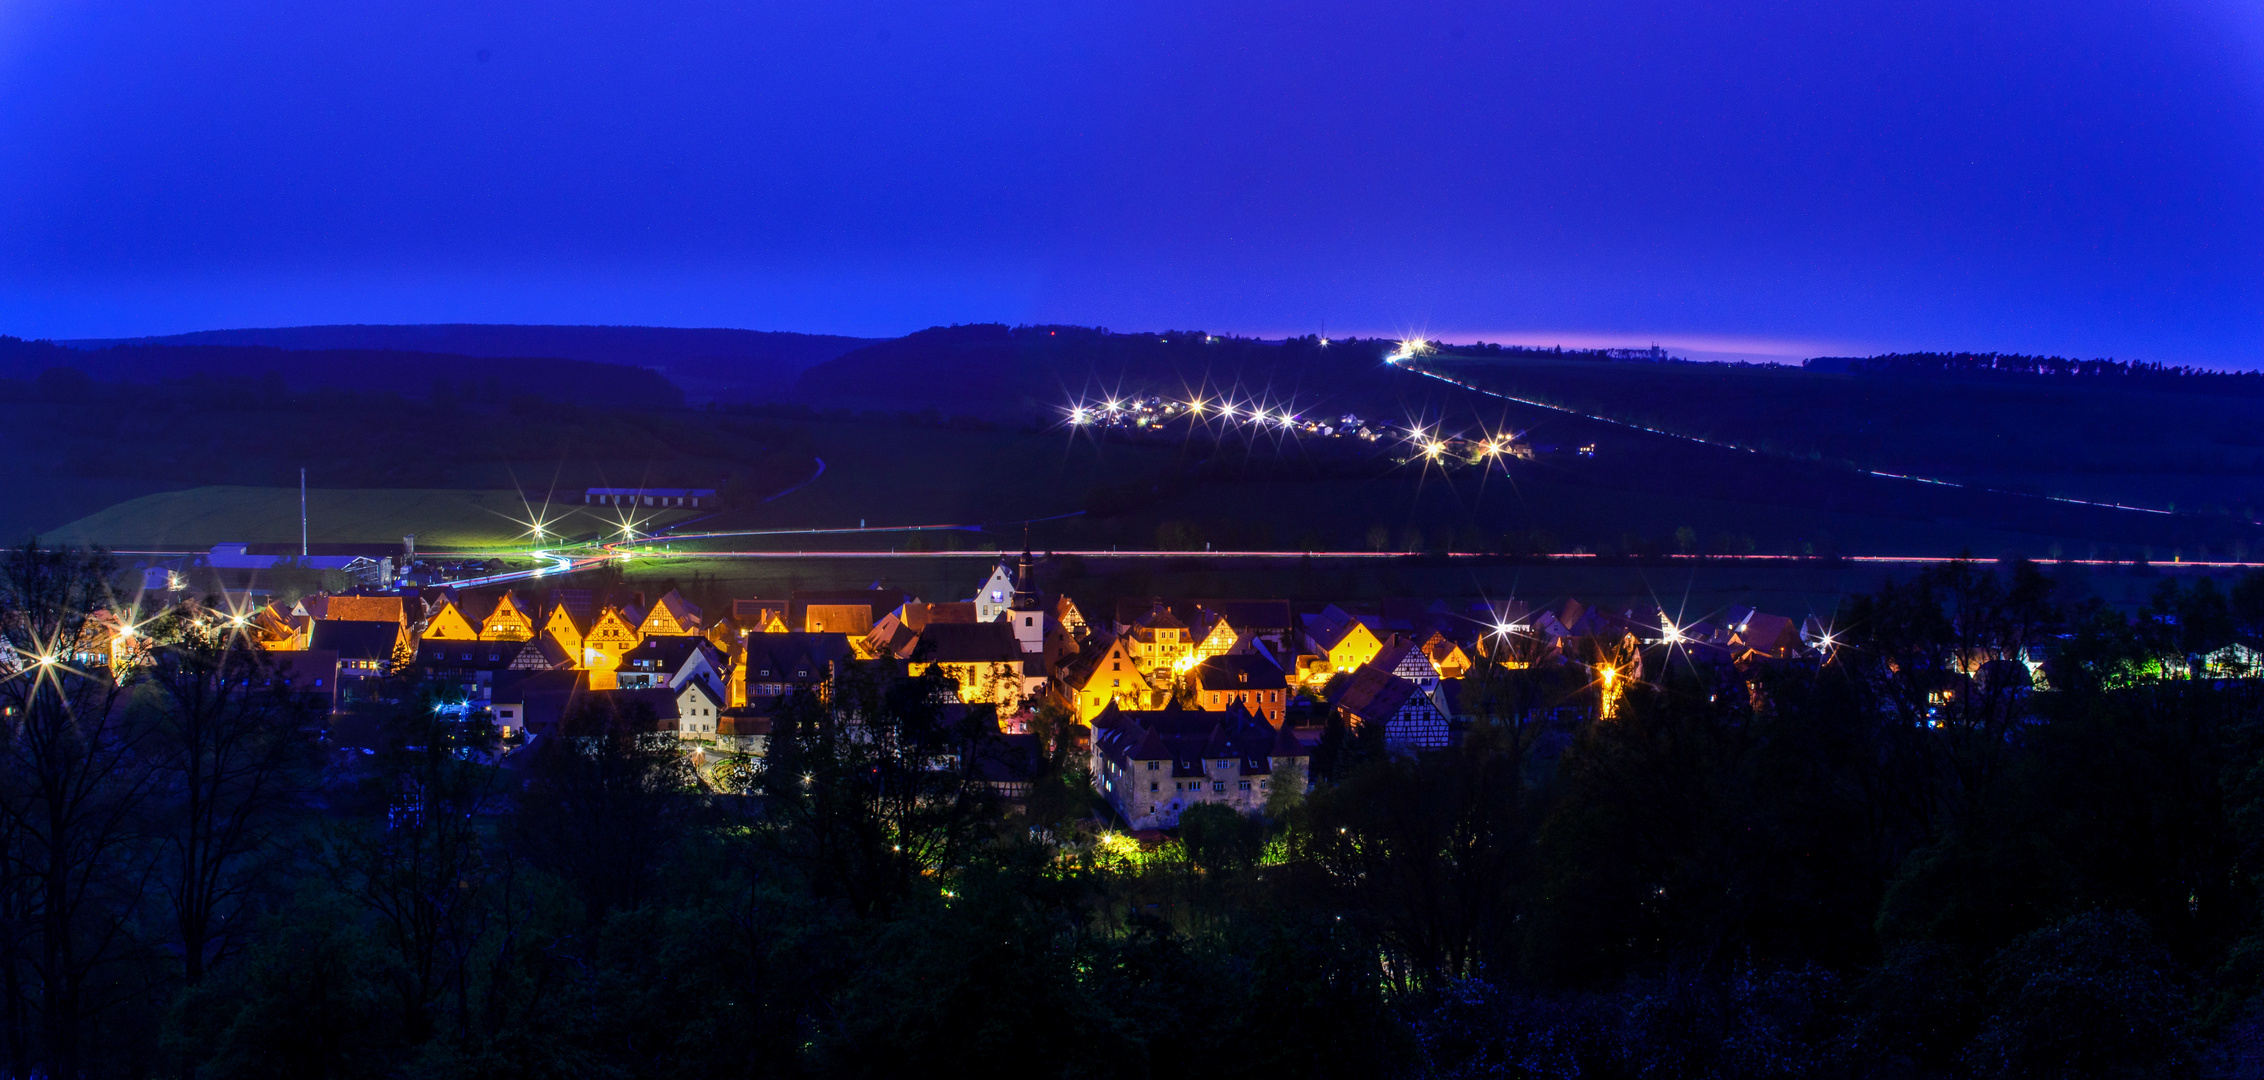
[788,323,1476,424]
[0,365,810,497]
[11,541,2264,1075]
[1808,351,2264,395]
[0,335,683,410]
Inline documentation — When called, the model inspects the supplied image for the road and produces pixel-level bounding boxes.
[1405,363,2185,518]
[446,546,2264,577]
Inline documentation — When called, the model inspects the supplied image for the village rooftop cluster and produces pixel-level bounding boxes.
[76,551,1928,831]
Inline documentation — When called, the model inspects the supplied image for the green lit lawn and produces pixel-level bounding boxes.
[43,486,700,550]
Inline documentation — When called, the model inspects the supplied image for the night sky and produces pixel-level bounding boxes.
[3,0,2261,364]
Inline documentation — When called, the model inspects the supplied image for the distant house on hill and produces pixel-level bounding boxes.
[203,545,388,585]
[583,488,716,509]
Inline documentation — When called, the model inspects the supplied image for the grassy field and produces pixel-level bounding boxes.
[0,476,190,546]
[42,486,701,550]
[665,415,2193,562]
[692,419,1180,533]
[44,379,2257,564]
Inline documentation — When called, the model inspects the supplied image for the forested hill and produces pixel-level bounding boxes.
[0,336,682,411]
[792,324,1452,423]
[58,323,878,401]
[1808,351,2264,395]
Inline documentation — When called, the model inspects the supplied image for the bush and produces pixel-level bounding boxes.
[1967,911,2190,1079]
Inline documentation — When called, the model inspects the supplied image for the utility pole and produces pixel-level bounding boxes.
[300,468,308,557]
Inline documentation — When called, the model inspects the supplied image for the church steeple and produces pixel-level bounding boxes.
[1010,548,1041,611]
[1007,548,1045,655]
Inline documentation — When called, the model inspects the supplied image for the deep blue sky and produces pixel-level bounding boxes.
[3,1,2262,363]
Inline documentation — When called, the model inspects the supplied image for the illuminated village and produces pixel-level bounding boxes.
[93,548,1890,832]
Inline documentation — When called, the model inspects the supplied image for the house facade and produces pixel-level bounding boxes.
[1058,632,1159,722]
[1188,654,1289,725]
[1090,702,1309,829]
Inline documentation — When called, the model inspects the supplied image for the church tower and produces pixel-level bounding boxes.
[1007,549,1045,655]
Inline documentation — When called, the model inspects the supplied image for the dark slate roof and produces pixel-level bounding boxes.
[589,687,682,729]
[309,619,401,661]
[1306,618,1369,653]
[1334,664,1420,728]
[546,588,595,621]
[679,672,724,705]
[741,632,854,681]
[619,635,718,674]
[1438,679,1478,719]
[585,487,715,498]
[418,639,526,671]
[490,669,585,732]
[1133,606,1187,632]
[718,708,774,738]
[259,649,340,702]
[1057,629,1131,688]
[974,733,1043,790]
[1090,701,1305,779]
[913,621,1021,664]
[1370,634,1419,675]
[864,613,921,660]
[1191,653,1287,692]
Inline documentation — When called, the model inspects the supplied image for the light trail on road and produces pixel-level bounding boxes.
[1405,364,2189,519]
[490,548,2264,569]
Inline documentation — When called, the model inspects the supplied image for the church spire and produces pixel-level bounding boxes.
[1010,546,1041,611]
